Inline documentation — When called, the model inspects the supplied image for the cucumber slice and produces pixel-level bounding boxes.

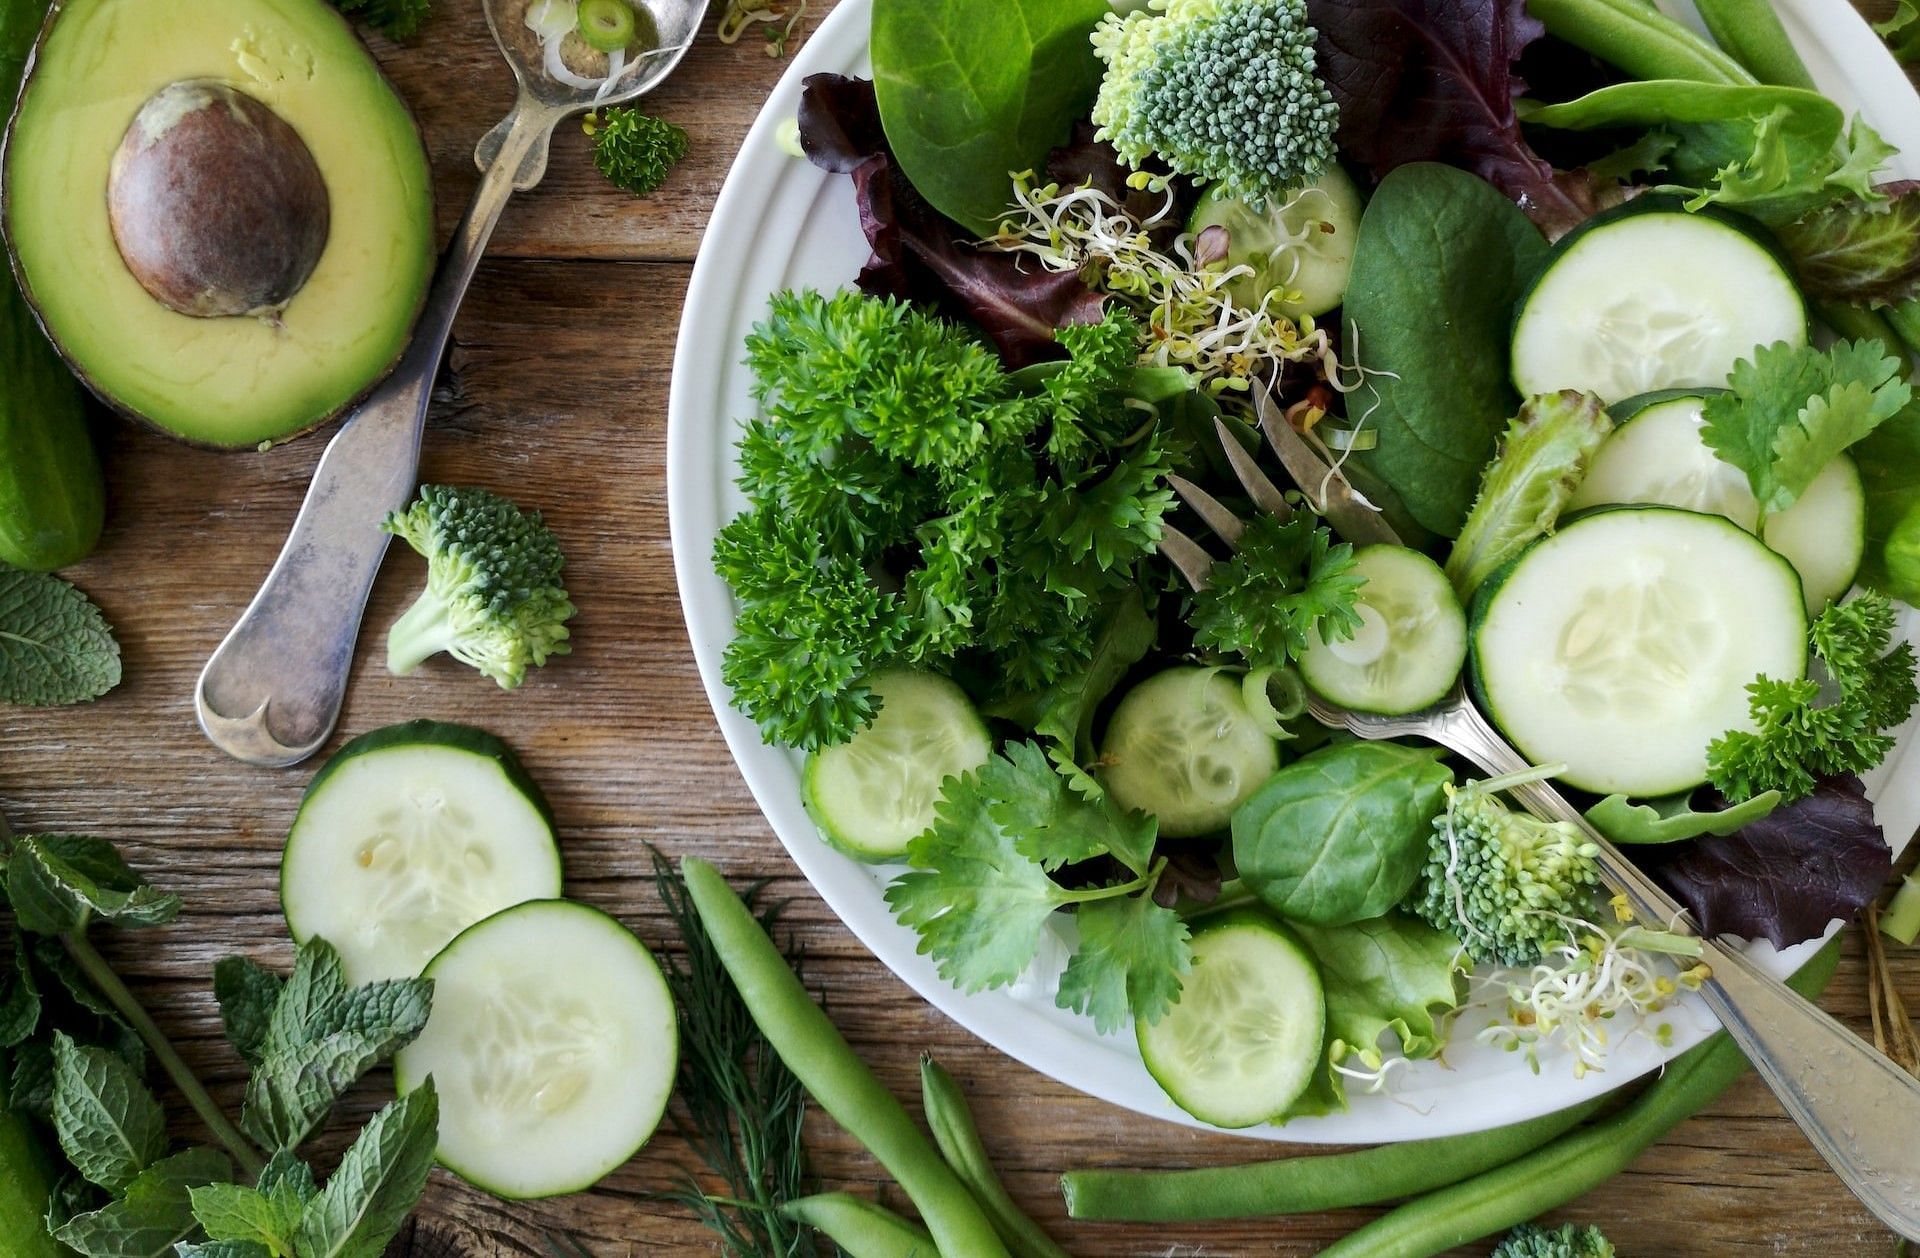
[1099,667,1281,838]
[1135,911,1324,1128]
[1568,391,1866,611]
[394,900,675,1199]
[1511,200,1807,404]
[802,670,991,862]
[1185,167,1364,318]
[1470,507,1808,796]
[1298,545,1465,715]
[281,721,562,985]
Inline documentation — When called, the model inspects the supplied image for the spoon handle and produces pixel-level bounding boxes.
[1431,698,1920,1241]
[195,99,561,766]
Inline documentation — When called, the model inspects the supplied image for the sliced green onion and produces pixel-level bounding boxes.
[577,0,637,52]
[1241,667,1307,737]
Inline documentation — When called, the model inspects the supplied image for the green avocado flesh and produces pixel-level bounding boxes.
[3,0,434,447]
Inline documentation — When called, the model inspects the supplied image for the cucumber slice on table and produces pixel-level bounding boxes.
[1100,667,1281,838]
[1136,910,1324,1128]
[1299,545,1465,715]
[1569,391,1865,612]
[394,899,676,1199]
[803,669,991,862]
[281,721,562,984]
[1470,506,1808,797]
[1185,166,1364,318]
[1511,200,1807,404]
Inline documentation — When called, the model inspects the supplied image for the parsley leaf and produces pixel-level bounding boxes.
[1189,513,1365,667]
[0,570,120,707]
[1708,592,1919,801]
[586,109,689,198]
[1700,340,1911,518]
[1056,893,1190,1034]
[326,0,430,39]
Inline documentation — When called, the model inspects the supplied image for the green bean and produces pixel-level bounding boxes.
[1883,298,1920,363]
[1316,938,1843,1258]
[1527,0,1755,84]
[1058,1096,1607,1222]
[921,1056,1071,1258]
[1817,301,1907,355]
[1690,0,1818,88]
[780,1193,939,1258]
[681,858,1010,1258]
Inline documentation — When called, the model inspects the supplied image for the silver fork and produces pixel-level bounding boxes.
[1170,397,1920,1241]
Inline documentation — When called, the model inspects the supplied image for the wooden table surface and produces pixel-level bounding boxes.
[5,3,1916,1254]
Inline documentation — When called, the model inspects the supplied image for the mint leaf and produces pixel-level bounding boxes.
[51,1033,169,1193]
[0,570,120,706]
[177,1243,274,1258]
[191,1180,302,1252]
[10,1040,55,1120]
[213,956,282,1068]
[262,941,349,1056]
[257,1150,319,1203]
[34,935,119,1018]
[4,835,180,935]
[983,741,1158,877]
[242,1026,427,1154]
[53,1147,230,1258]
[1,931,42,1048]
[293,1081,439,1258]
[1055,892,1190,1034]
[1701,340,1911,517]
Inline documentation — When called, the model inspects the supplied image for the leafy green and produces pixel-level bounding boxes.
[1344,163,1552,537]
[1189,513,1364,668]
[1585,789,1782,845]
[324,0,429,39]
[1877,0,1920,65]
[870,0,1109,237]
[290,1083,439,1258]
[1231,742,1453,926]
[211,958,282,1069]
[4,836,180,935]
[1056,891,1191,1033]
[982,740,1158,877]
[1700,339,1910,520]
[1291,913,1463,1106]
[50,1033,169,1193]
[0,570,120,706]
[585,109,689,198]
[1853,402,1920,605]
[1444,391,1612,600]
[53,1147,230,1258]
[1708,593,1919,801]
[1777,186,1920,309]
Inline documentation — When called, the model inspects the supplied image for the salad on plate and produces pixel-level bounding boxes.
[705,0,1920,1130]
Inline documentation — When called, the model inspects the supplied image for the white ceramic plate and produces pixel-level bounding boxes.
[668,0,1920,1141]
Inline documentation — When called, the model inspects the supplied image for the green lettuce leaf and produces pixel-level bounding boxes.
[1853,403,1920,605]
[1586,789,1782,845]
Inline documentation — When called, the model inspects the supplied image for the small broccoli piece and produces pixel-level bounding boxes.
[1090,0,1339,206]
[1490,1222,1617,1258]
[1411,773,1603,966]
[585,108,689,196]
[382,485,575,689]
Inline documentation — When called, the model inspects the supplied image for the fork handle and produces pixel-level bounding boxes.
[1429,698,1920,1241]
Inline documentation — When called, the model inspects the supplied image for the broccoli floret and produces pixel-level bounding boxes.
[382,485,575,690]
[1090,0,1339,206]
[1490,1222,1617,1258]
[1411,773,1602,966]
[585,108,688,196]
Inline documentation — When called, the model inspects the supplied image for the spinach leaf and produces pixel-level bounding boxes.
[1343,164,1550,537]
[871,0,1111,237]
[1854,402,1920,605]
[1587,789,1782,845]
[1231,742,1452,925]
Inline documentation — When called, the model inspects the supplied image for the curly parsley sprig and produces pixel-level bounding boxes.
[586,108,689,197]
[1188,512,1366,668]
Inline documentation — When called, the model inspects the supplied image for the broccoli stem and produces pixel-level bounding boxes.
[1885,873,1920,947]
[385,591,455,676]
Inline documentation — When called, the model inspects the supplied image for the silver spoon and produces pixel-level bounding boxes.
[196,0,708,767]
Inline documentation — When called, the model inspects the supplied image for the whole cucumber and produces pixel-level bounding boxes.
[0,1106,66,1258]
[0,0,105,571]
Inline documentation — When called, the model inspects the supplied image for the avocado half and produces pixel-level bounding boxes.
[1,0,435,449]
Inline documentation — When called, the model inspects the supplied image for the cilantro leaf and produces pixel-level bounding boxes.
[983,741,1159,878]
[1189,513,1366,667]
[1055,892,1190,1034]
[50,1032,169,1194]
[0,570,120,707]
[291,1082,439,1258]
[1701,340,1911,518]
[52,1146,230,1257]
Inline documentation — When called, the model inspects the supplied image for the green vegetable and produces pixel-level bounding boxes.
[870,0,1108,237]
[1489,1221,1617,1258]
[1409,774,1601,967]
[1089,0,1338,206]
[680,857,1012,1258]
[920,1056,1069,1258]
[1688,0,1815,89]
[1699,339,1910,520]
[1707,591,1919,802]
[381,484,575,689]
[1188,512,1365,668]
[57,1145,231,1256]
[1775,189,1920,311]
[575,0,636,52]
[585,108,689,197]
[1231,742,1452,926]
[1853,403,1920,605]
[1343,164,1551,537]
[326,0,431,38]
[1584,789,1781,845]
[1885,870,1920,946]
[1058,1095,1606,1222]
[0,570,120,707]
[1314,937,1841,1258]
[0,1107,64,1258]
[1877,0,1920,66]
[1525,0,1754,84]
[884,741,1188,1032]
[1444,392,1612,600]
[779,1193,936,1258]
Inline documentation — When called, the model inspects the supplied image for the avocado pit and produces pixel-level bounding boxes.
[106,79,331,319]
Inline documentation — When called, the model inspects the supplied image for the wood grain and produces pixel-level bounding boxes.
[3,3,1916,1254]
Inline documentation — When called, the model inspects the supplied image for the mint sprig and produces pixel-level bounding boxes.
[0,569,120,707]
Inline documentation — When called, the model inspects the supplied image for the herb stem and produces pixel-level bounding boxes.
[60,929,266,1178]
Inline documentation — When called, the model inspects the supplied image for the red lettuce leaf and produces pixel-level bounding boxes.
[796,74,1105,369]
[1308,0,1598,236]
[1641,776,1893,948]
[1777,180,1920,309]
